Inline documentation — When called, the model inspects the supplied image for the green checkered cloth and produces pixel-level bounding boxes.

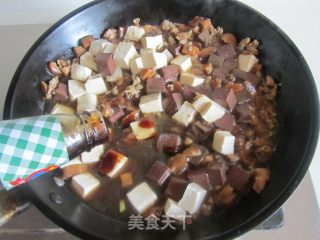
[0,115,69,189]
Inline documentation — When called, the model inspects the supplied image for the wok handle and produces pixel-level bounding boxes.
[0,184,31,226]
[0,169,284,231]
[0,167,61,226]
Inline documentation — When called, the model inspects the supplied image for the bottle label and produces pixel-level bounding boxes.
[0,115,69,189]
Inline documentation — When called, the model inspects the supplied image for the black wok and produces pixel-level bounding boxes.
[3,0,319,239]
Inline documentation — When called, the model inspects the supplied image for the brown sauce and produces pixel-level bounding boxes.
[138,117,154,128]
[69,114,176,221]
[98,150,120,176]
[50,16,277,222]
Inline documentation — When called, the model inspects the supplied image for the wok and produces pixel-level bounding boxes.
[3,0,319,239]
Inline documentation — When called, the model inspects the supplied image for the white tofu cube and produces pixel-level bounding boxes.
[77,94,98,112]
[212,130,235,155]
[141,35,163,49]
[61,156,82,168]
[171,55,192,72]
[104,150,128,178]
[130,57,144,74]
[164,198,186,221]
[172,101,196,127]
[70,64,92,82]
[61,157,87,179]
[102,43,117,54]
[127,182,157,213]
[71,173,100,199]
[139,93,163,113]
[51,103,75,115]
[62,157,81,167]
[106,67,123,82]
[130,120,156,140]
[238,54,259,72]
[201,101,225,123]
[142,52,167,70]
[178,183,207,214]
[162,49,174,62]
[80,52,98,71]
[84,74,107,95]
[81,144,104,165]
[192,94,212,112]
[89,39,115,56]
[124,26,145,41]
[140,48,155,57]
[192,94,226,123]
[130,119,156,140]
[113,42,139,69]
[68,79,86,101]
[180,72,205,87]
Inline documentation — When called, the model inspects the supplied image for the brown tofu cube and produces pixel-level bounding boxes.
[109,105,125,123]
[172,93,183,109]
[182,85,196,101]
[207,162,229,186]
[216,44,237,59]
[198,31,211,46]
[221,59,238,75]
[168,44,182,57]
[227,165,251,192]
[187,121,213,142]
[165,177,188,202]
[162,93,184,115]
[208,54,225,68]
[194,84,212,98]
[159,65,180,83]
[54,83,68,103]
[156,133,182,153]
[212,68,225,79]
[214,112,236,131]
[95,53,117,76]
[145,161,172,186]
[226,89,237,111]
[146,77,166,94]
[210,88,228,108]
[211,88,237,111]
[235,90,252,105]
[187,170,212,190]
[237,103,253,123]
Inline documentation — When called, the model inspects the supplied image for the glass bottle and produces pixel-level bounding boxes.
[0,110,109,189]
[57,110,109,159]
